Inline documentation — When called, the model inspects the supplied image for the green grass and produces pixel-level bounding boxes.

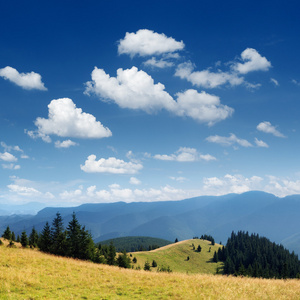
[1,238,300,299]
[130,239,223,274]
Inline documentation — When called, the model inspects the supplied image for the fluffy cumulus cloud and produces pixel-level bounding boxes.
[175,48,271,89]
[80,155,143,174]
[0,66,47,90]
[154,147,216,162]
[27,98,112,142]
[55,140,78,148]
[232,48,272,74]
[85,67,234,125]
[85,67,176,113]
[130,177,141,185]
[206,133,253,147]
[0,152,18,162]
[1,142,23,153]
[118,29,184,57]
[175,62,244,88]
[175,89,234,125]
[7,184,42,197]
[257,121,285,138]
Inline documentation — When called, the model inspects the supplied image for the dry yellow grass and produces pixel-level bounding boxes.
[1,239,300,299]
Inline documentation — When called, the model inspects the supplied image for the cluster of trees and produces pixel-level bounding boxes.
[213,231,300,279]
[1,212,132,269]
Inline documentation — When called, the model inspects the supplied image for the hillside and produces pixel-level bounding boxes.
[99,236,172,252]
[130,239,223,274]
[2,191,300,256]
[1,241,300,299]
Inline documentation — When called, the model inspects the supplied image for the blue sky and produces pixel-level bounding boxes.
[1,0,300,206]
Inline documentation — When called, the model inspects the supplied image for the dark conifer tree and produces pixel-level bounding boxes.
[11,231,16,242]
[2,226,12,240]
[66,212,81,258]
[39,221,52,253]
[20,230,28,247]
[106,242,116,265]
[116,250,131,268]
[29,227,39,248]
[51,212,67,256]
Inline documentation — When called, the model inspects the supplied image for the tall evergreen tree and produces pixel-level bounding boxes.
[39,221,52,252]
[11,231,16,242]
[51,212,67,256]
[29,227,39,248]
[106,242,116,265]
[20,230,28,247]
[66,212,81,258]
[116,250,131,268]
[2,226,12,240]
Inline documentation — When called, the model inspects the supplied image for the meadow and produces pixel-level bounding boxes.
[1,239,300,299]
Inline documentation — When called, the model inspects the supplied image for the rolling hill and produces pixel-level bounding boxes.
[1,240,300,299]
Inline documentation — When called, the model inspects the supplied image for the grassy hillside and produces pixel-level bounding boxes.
[1,239,300,299]
[99,236,172,252]
[130,239,223,274]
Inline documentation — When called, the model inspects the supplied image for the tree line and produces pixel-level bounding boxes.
[213,231,300,279]
[1,212,132,269]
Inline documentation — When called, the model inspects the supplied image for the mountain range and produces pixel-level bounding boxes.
[1,191,300,256]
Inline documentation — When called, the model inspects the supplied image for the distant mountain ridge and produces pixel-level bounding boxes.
[1,191,300,255]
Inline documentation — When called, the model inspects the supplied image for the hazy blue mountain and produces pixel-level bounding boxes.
[1,191,299,256]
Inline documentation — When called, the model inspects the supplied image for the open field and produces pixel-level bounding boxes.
[1,239,300,299]
[130,239,223,274]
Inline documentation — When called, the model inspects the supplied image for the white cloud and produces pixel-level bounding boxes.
[0,152,18,162]
[0,66,47,90]
[55,139,78,148]
[143,57,174,68]
[130,177,141,185]
[7,184,42,197]
[270,78,279,86]
[257,121,285,138]
[85,67,234,125]
[264,176,300,197]
[175,62,244,88]
[27,98,112,142]
[170,176,188,182]
[232,48,271,74]
[175,89,234,125]
[80,155,143,174]
[118,29,184,57]
[85,67,176,113]
[2,164,21,170]
[206,133,253,147]
[254,137,269,148]
[154,147,216,162]
[292,79,300,86]
[59,189,82,200]
[1,142,23,152]
[203,174,264,195]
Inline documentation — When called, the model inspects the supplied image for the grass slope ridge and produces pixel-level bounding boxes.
[1,240,300,299]
[131,239,223,274]
[99,236,172,252]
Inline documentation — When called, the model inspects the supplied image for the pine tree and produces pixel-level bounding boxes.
[51,212,67,256]
[66,212,81,258]
[107,242,116,265]
[20,230,28,247]
[2,226,12,240]
[29,227,39,248]
[39,222,52,253]
[213,251,218,262]
[11,231,16,242]
[144,260,151,271]
[197,245,202,252]
[116,250,131,268]
[152,260,157,267]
